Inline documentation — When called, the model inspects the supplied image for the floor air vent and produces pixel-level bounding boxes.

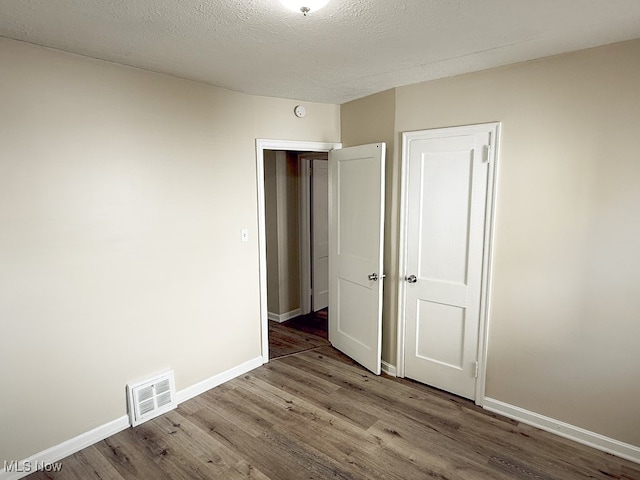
[127,371,177,427]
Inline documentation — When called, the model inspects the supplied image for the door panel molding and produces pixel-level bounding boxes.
[396,123,500,405]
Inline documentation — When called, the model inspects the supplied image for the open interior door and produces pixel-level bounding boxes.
[328,143,385,375]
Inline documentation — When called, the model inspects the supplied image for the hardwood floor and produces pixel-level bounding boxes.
[281,308,328,339]
[28,345,639,480]
[268,309,329,359]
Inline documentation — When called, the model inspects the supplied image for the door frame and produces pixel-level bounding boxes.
[256,139,342,364]
[298,153,330,316]
[395,123,501,405]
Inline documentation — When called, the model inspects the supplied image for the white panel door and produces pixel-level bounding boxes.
[403,126,494,400]
[329,143,385,375]
[311,159,329,311]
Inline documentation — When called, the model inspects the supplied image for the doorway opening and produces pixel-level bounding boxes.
[262,149,329,359]
[256,139,342,363]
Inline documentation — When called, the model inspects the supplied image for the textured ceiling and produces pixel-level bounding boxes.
[1,0,640,104]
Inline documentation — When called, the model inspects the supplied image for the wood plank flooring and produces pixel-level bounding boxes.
[268,309,329,359]
[281,308,328,339]
[27,346,640,480]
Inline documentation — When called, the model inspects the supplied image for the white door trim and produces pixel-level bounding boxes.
[298,153,330,315]
[256,139,342,364]
[395,123,500,405]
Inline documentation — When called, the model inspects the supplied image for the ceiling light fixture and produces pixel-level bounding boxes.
[280,0,329,16]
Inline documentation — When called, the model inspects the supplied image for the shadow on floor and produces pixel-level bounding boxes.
[269,308,329,359]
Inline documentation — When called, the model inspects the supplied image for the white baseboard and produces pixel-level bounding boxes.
[2,356,264,480]
[381,360,397,377]
[268,308,302,323]
[175,356,263,404]
[1,415,130,480]
[483,397,640,465]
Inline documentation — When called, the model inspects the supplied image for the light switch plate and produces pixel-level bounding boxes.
[241,229,249,242]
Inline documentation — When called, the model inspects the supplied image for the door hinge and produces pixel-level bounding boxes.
[474,361,479,378]
[483,145,492,163]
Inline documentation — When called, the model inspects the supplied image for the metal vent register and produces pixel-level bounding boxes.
[127,371,176,426]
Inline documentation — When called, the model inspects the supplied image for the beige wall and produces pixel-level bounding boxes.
[342,39,640,447]
[341,89,398,362]
[264,151,301,316]
[284,152,301,312]
[0,38,339,462]
[264,151,280,314]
